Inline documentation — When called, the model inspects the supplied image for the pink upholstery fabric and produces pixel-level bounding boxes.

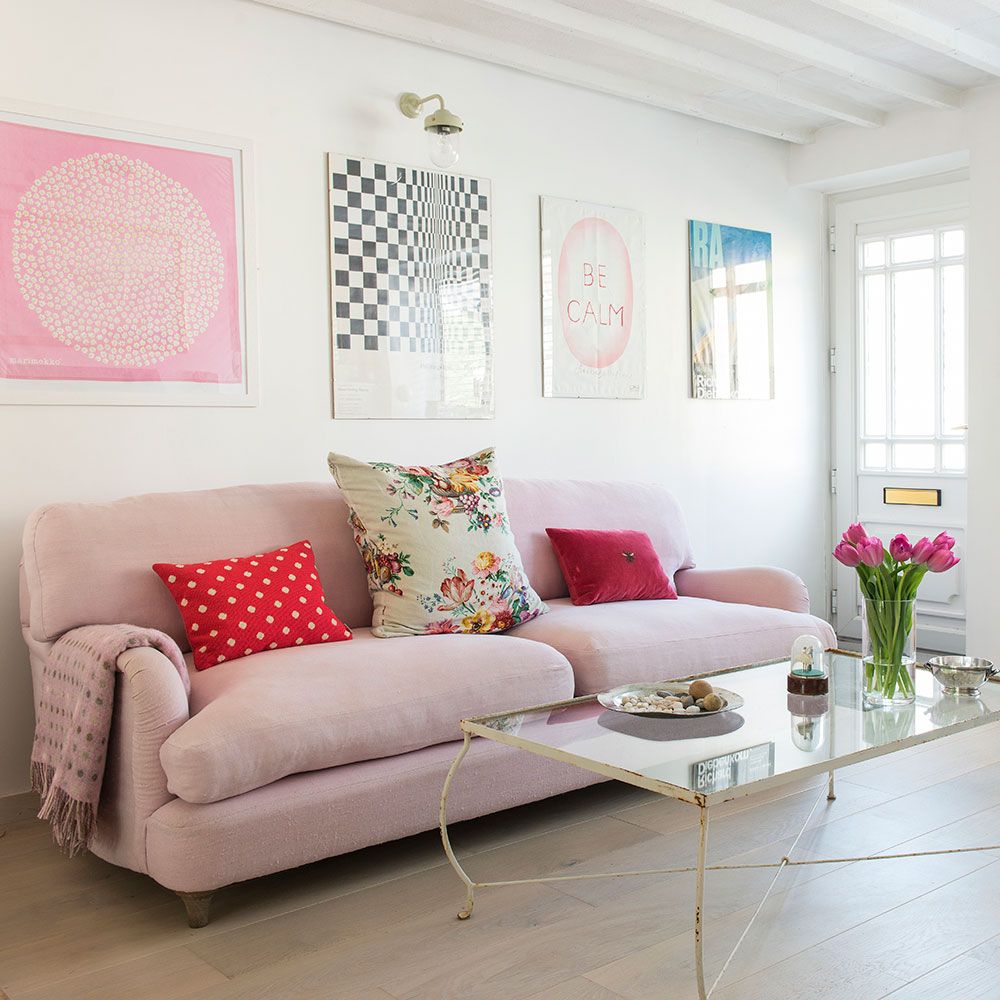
[21,477,832,899]
[675,566,810,614]
[22,626,190,876]
[161,629,574,804]
[21,483,374,645]
[90,645,191,872]
[509,597,836,695]
[21,478,693,644]
[145,737,603,892]
[504,479,694,602]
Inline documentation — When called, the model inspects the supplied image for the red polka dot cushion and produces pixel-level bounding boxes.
[153,540,352,670]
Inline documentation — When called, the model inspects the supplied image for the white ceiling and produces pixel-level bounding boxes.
[253,0,1000,143]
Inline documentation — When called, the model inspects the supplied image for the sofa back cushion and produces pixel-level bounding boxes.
[22,483,372,646]
[502,479,694,603]
[22,478,694,645]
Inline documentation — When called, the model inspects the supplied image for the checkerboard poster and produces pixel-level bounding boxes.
[541,196,645,399]
[328,154,493,418]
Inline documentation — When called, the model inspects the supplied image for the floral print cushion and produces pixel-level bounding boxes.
[328,448,547,638]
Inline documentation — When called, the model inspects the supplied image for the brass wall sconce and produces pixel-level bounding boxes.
[398,92,464,169]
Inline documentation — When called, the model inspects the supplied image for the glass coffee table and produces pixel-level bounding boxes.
[439,651,1000,999]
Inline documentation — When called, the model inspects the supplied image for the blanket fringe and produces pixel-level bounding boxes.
[31,759,94,857]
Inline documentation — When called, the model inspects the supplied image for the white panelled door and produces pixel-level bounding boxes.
[832,183,968,653]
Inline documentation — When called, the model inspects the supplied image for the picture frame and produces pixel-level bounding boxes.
[0,98,258,406]
[540,196,645,400]
[328,152,494,419]
[688,219,774,401]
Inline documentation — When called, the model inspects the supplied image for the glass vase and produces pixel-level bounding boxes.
[862,598,917,708]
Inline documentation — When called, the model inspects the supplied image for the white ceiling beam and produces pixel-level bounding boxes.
[251,0,816,143]
[629,0,961,108]
[809,0,1000,76]
[463,0,883,127]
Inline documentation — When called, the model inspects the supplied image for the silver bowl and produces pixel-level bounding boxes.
[927,656,997,697]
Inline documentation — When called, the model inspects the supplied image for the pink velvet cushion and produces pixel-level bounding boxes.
[545,528,677,606]
[159,628,574,804]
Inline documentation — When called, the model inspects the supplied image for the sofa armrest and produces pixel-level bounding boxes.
[89,645,190,874]
[674,566,810,614]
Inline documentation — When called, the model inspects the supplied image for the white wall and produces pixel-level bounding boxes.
[0,0,829,796]
[789,84,1000,666]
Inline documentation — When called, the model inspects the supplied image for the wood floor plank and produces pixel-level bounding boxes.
[966,931,1000,968]
[189,883,590,1000]
[843,724,1000,795]
[712,940,909,1000]
[3,724,1000,1000]
[716,859,1000,1000]
[0,792,36,825]
[528,978,625,999]
[586,824,1000,998]
[548,759,1000,909]
[7,946,227,1000]
[880,953,1000,1000]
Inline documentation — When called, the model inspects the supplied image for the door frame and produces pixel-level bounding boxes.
[829,179,969,651]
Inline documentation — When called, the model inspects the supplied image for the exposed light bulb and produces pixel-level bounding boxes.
[428,129,460,169]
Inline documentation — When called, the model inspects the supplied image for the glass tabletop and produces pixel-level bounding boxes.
[464,653,1000,805]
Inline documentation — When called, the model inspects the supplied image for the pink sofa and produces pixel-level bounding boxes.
[20,478,835,926]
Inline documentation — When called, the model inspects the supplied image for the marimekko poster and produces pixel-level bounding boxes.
[0,108,254,405]
[328,154,493,419]
[541,197,644,399]
[689,219,774,400]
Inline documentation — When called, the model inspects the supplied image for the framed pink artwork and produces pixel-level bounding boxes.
[540,196,645,399]
[0,100,257,405]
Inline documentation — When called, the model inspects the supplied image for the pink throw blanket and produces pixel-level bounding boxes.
[31,624,189,856]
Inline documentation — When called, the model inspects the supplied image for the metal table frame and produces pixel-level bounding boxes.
[438,667,1000,1000]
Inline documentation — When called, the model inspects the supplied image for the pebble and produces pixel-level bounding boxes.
[617,680,725,716]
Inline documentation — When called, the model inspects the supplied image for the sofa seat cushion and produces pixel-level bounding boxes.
[160,628,574,804]
[508,597,837,695]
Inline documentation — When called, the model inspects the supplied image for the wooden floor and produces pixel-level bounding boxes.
[4,723,1000,1000]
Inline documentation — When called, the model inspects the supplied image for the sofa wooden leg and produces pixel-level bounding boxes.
[177,890,214,928]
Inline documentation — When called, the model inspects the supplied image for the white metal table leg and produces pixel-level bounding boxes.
[827,770,836,801]
[440,732,477,920]
[694,803,710,1000]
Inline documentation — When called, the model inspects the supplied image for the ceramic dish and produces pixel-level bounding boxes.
[598,682,744,718]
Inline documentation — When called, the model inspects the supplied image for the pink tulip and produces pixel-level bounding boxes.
[927,548,960,573]
[843,523,868,546]
[889,533,912,562]
[910,537,935,564]
[834,542,861,567]
[933,531,956,551]
[858,537,885,567]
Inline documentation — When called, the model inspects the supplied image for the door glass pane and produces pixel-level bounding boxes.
[942,442,966,471]
[862,274,886,436]
[863,442,887,469]
[893,442,935,470]
[891,233,934,264]
[941,264,966,435]
[863,240,885,267]
[892,269,935,435]
[940,229,965,258]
